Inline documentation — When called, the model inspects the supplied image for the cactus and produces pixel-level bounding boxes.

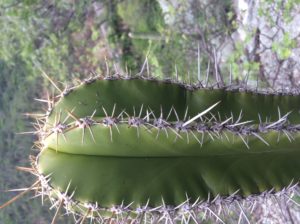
[2,74,300,223]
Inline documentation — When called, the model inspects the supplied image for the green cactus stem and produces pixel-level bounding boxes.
[34,76,300,223]
[2,75,300,223]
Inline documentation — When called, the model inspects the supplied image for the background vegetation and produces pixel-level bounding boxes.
[0,0,300,223]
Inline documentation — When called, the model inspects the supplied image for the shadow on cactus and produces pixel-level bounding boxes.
[1,71,300,223]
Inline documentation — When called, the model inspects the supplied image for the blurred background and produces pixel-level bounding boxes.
[1,0,300,223]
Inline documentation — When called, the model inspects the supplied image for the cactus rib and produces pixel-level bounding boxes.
[41,77,300,157]
[44,110,300,156]
[46,78,300,129]
[36,148,300,223]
